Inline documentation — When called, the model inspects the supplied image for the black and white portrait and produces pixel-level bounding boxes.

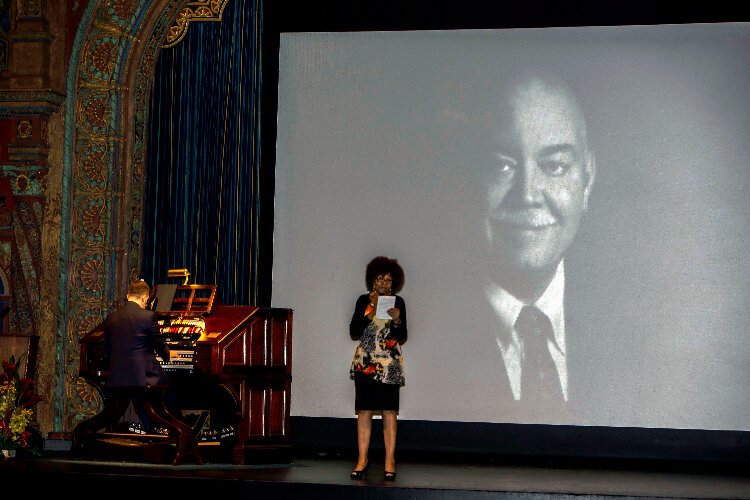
[274,23,750,431]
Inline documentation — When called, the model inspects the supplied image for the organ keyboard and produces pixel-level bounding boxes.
[157,316,205,374]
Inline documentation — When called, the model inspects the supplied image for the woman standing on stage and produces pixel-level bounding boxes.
[349,256,407,482]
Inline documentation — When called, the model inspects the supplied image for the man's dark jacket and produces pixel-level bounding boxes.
[104,300,169,387]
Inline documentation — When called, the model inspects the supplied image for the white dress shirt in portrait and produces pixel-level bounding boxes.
[484,261,568,401]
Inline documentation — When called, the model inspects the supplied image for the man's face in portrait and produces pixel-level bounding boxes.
[481,76,595,283]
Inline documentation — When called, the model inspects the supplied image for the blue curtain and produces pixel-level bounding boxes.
[143,0,263,305]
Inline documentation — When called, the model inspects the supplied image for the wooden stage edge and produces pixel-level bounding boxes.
[0,441,748,499]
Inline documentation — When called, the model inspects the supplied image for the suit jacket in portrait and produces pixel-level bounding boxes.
[434,253,628,425]
[104,300,169,388]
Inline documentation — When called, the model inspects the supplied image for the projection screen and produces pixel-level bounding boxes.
[273,23,750,431]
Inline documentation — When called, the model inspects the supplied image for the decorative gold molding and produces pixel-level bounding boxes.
[163,0,229,49]
[0,90,65,118]
[17,0,42,18]
[16,120,32,139]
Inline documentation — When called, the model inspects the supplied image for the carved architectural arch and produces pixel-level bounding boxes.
[59,0,188,432]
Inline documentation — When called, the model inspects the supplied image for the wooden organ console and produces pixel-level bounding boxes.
[75,285,293,465]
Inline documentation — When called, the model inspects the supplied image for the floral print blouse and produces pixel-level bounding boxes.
[349,293,407,386]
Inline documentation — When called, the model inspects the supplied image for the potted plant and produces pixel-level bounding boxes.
[0,352,42,456]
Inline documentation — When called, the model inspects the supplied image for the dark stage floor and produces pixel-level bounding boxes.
[1,450,749,499]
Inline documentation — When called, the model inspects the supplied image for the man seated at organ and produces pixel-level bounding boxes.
[104,279,178,432]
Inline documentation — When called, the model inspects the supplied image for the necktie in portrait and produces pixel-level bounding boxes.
[515,305,564,403]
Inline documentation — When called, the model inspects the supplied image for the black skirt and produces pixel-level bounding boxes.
[354,373,400,412]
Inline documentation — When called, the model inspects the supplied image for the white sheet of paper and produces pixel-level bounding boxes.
[375,295,396,319]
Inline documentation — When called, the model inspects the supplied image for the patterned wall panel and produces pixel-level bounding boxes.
[0,162,44,341]
[62,0,188,431]
[9,199,41,337]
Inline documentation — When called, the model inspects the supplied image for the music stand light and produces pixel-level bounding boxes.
[167,268,190,285]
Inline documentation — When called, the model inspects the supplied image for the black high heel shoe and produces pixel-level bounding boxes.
[384,470,396,481]
[350,462,369,480]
